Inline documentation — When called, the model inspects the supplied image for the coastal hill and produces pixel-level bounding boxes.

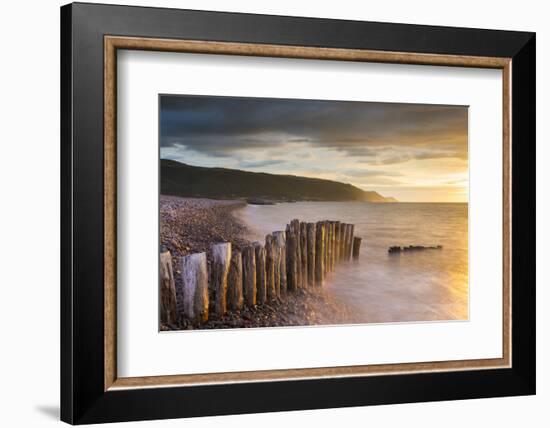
[161,159,397,203]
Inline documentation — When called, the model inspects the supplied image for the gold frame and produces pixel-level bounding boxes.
[104,36,512,391]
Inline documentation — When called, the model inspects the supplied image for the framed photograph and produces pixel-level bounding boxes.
[61,2,535,424]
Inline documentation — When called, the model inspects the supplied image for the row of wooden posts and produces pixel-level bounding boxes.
[160,219,362,326]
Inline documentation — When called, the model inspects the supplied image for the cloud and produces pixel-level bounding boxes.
[238,159,286,169]
[344,169,403,178]
[160,95,468,162]
[355,147,467,165]
[159,94,469,202]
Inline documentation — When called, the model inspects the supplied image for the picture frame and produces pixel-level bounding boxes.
[61,2,535,424]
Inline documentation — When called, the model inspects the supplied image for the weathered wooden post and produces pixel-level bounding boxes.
[265,235,276,300]
[160,250,178,325]
[290,219,302,288]
[343,224,351,261]
[306,223,316,287]
[227,250,243,311]
[181,252,209,323]
[286,225,298,292]
[336,223,339,259]
[271,234,280,297]
[352,236,362,260]
[210,242,231,317]
[348,224,355,261]
[300,222,308,287]
[242,245,257,307]
[328,220,335,272]
[285,226,291,291]
[326,221,333,273]
[340,223,347,262]
[273,231,286,296]
[315,221,325,286]
[270,233,279,295]
[330,221,336,271]
[334,221,341,263]
[254,242,267,304]
[325,221,330,274]
[326,220,332,272]
[320,221,326,275]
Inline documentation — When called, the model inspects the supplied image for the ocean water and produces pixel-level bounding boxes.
[237,202,468,324]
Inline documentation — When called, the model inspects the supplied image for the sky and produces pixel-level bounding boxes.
[160,95,468,202]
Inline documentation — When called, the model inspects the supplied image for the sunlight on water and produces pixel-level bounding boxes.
[237,202,468,324]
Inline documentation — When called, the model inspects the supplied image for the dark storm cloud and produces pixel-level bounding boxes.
[160,95,468,162]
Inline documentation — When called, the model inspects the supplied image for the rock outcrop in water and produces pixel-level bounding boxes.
[388,245,443,254]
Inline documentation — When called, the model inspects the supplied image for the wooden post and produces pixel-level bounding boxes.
[328,222,332,272]
[286,225,298,292]
[328,222,332,267]
[160,250,177,325]
[265,234,276,301]
[181,252,209,323]
[271,234,280,297]
[290,219,302,288]
[271,232,280,295]
[352,236,362,260]
[254,242,267,304]
[300,222,308,288]
[273,231,286,296]
[343,224,351,261]
[327,221,333,272]
[242,245,256,307]
[323,220,328,274]
[340,223,347,262]
[306,223,316,287]
[227,250,243,311]
[334,221,341,263]
[326,221,333,273]
[315,221,325,286]
[330,222,336,271]
[210,243,231,317]
[333,222,339,266]
[285,226,291,291]
[347,224,355,261]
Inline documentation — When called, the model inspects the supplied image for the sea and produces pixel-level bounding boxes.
[236,202,468,324]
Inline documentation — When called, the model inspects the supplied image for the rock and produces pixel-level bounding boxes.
[246,198,276,205]
[389,245,443,254]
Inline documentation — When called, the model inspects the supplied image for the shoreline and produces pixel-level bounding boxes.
[160,195,359,330]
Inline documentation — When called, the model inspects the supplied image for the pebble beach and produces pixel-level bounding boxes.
[160,195,358,330]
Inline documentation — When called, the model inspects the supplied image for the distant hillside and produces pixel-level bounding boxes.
[161,159,396,203]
